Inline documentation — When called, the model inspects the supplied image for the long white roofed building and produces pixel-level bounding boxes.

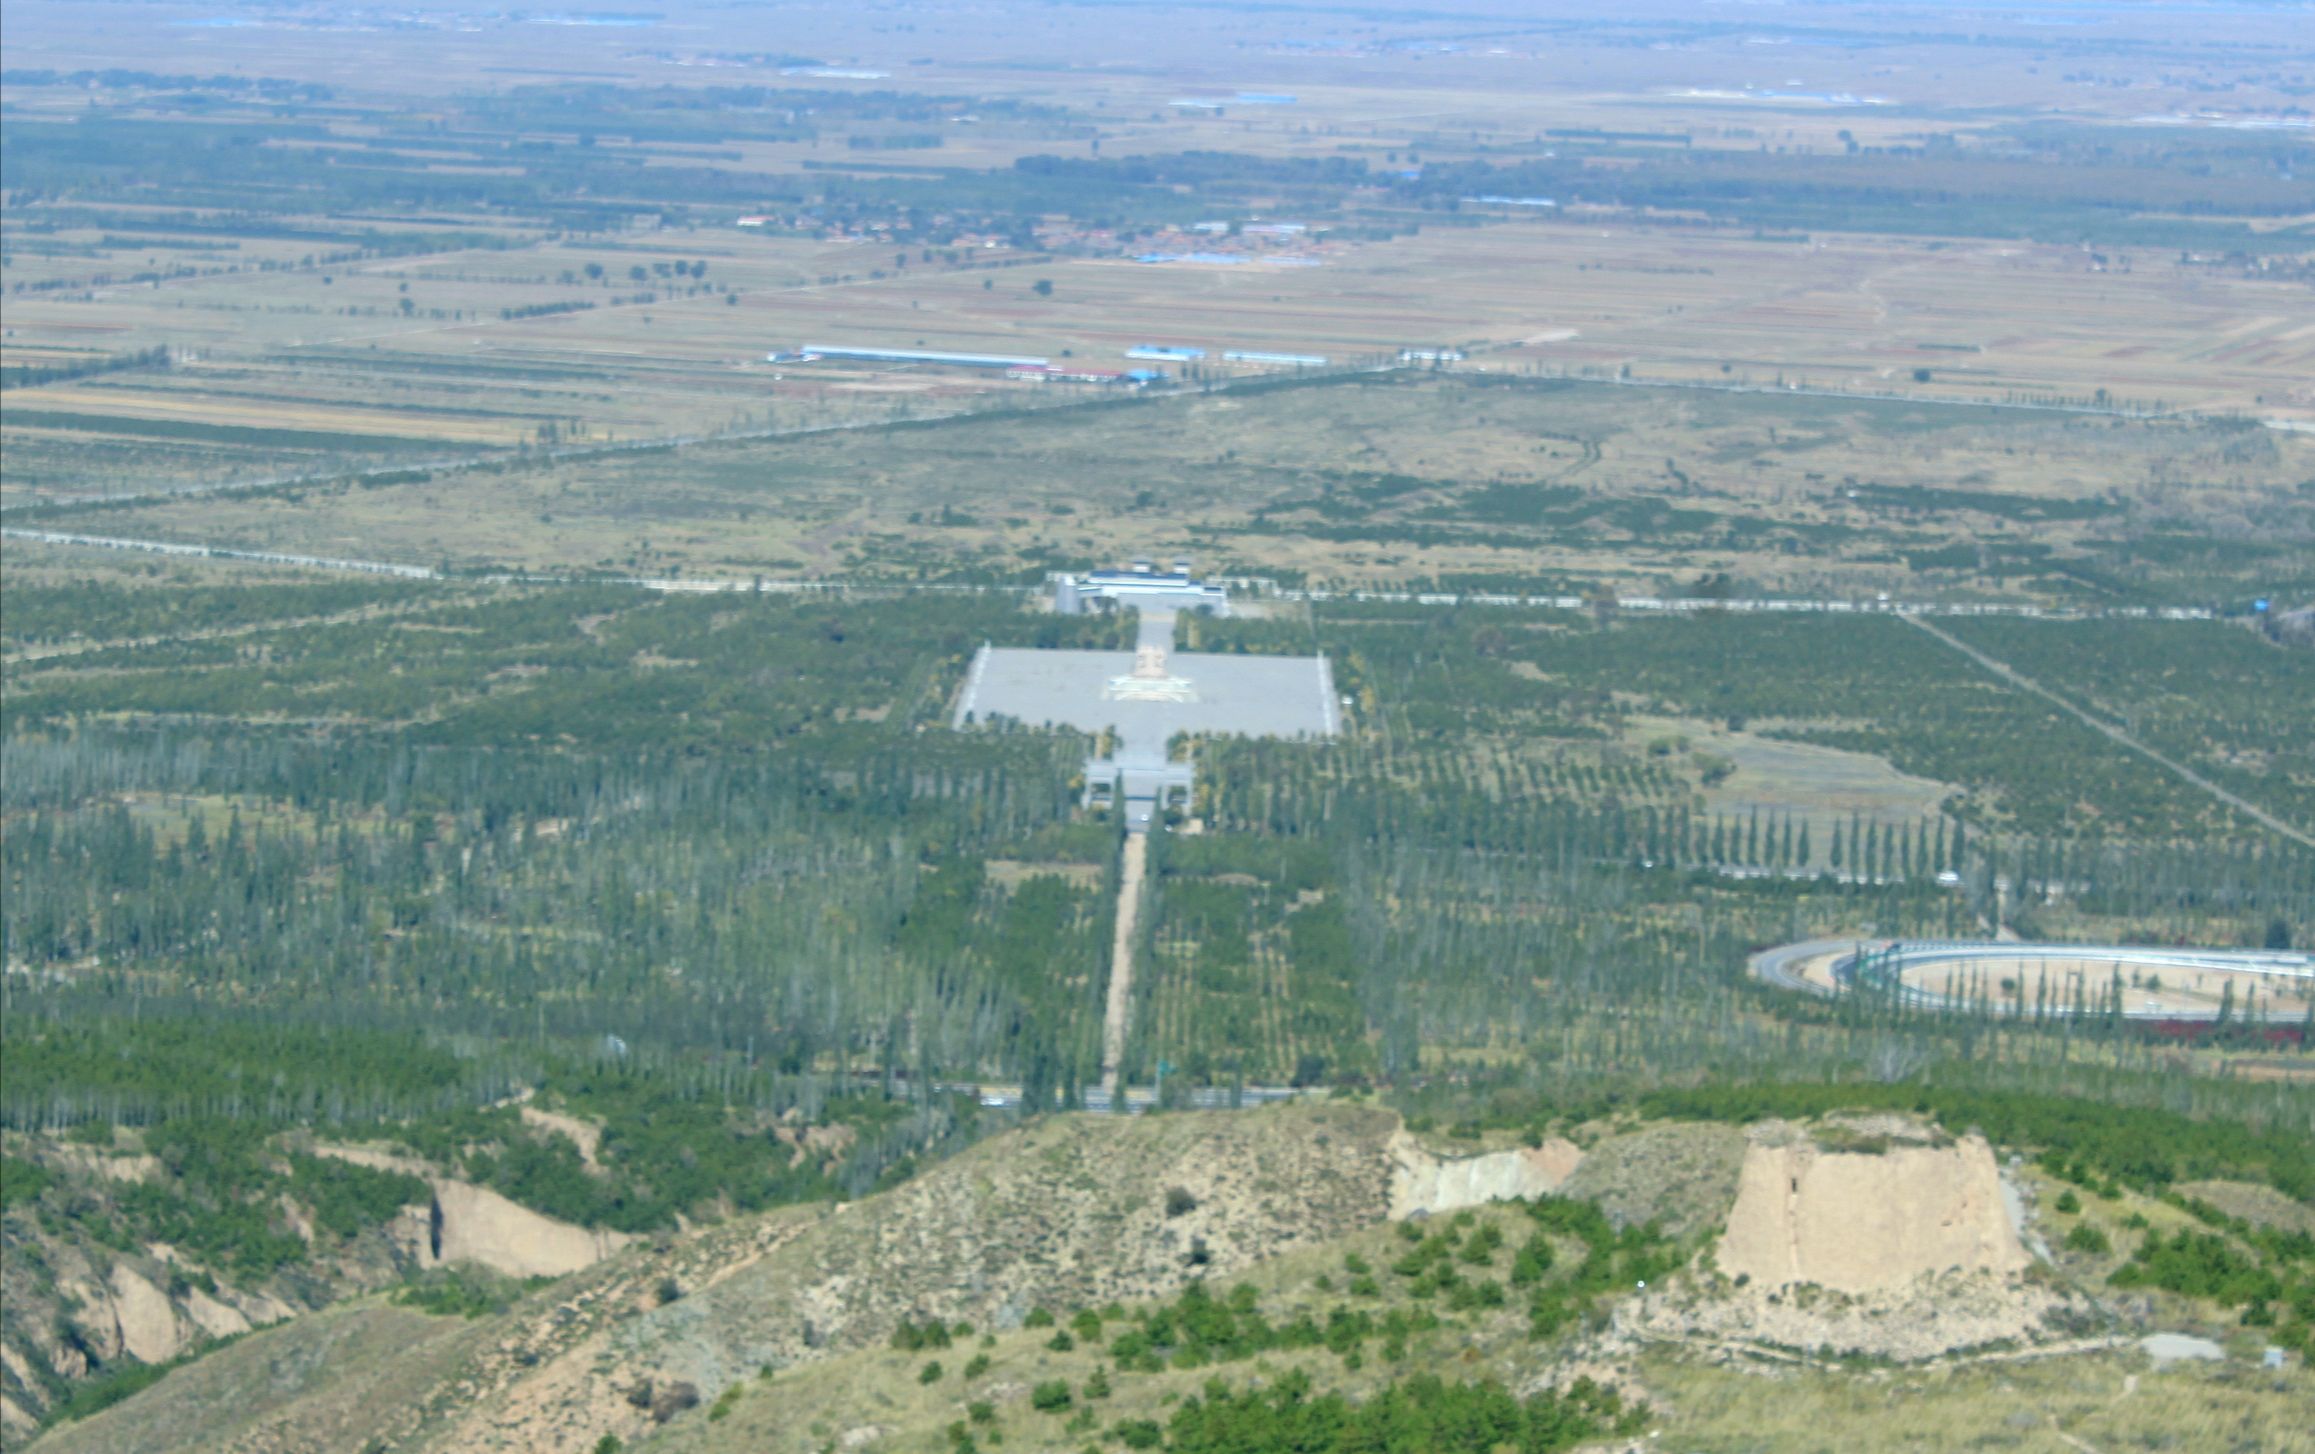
[1053,558,1230,617]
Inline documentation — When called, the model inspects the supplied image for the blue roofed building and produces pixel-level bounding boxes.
[1053,558,1229,616]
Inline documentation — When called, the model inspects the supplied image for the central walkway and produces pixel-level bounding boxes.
[1100,831,1151,1098]
[1095,608,1194,826]
[951,586,1339,1108]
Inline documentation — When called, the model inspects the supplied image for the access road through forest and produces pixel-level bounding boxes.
[1100,832,1149,1100]
[1903,615,2313,850]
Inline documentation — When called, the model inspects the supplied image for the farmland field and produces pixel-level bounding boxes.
[8,205,2309,512]
[6,0,2310,523]
[47,371,2311,605]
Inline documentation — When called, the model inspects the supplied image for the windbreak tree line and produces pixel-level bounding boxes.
[3,589,1144,1148]
[7,576,2309,1232]
[3,735,1114,1112]
[1128,601,2310,1091]
[1201,605,2304,842]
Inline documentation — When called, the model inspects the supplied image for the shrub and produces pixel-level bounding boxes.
[43,1356,176,1426]
[1458,1222,1504,1265]
[1164,1186,1199,1218]
[1161,1367,1643,1451]
[2054,1190,2082,1214]
[1509,1234,1556,1286]
[649,1380,699,1423]
[893,1318,954,1351]
[393,1266,535,1320]
[920,1361,944,1384]
[2065,1223,2112,1255]
[1031,1380,1073,1413]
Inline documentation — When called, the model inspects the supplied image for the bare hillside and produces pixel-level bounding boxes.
[37,1106,2283,1454]
[34,1102,1401,1454]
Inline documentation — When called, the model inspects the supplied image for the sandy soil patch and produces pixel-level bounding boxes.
[108,1264,187,1364]
[1387,1130,1582,1217]
[520,1106,607,1171]
[985,858,1105,891]
[1639,1267,2080,1362]
[1907,954,2310,1018]
[311,1141,433,1177]
[423,1180,634,1280]
[2173,1179,2315,1236]
[48,1145,164,1184]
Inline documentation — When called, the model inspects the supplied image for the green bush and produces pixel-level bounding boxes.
[1165,1368,1643,1454]
[0,1155,56,1210]
[286,1153,427,1240]
[42,1357,173,1427]
[393,1266,539,1320]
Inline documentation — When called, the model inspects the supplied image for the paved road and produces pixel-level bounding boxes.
[1543,369,2189,423]
[1749,938,1859,999]
[0,357,1399,520]
[3,527,2228,625]
[1904,615,2313,850]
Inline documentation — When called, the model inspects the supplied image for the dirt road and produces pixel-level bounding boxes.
[1100,832,1149,1098]
[1905,615,2312,850]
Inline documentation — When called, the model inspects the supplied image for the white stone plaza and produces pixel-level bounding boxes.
[954,609,1336,826]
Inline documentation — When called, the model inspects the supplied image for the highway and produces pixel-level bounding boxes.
[0,527,2226,624]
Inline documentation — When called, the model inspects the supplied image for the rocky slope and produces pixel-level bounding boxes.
[30,1102,1407,1453]
[0,1132,637,1446]
[0,1143,387,1446]
[24,1105,2149,1453]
